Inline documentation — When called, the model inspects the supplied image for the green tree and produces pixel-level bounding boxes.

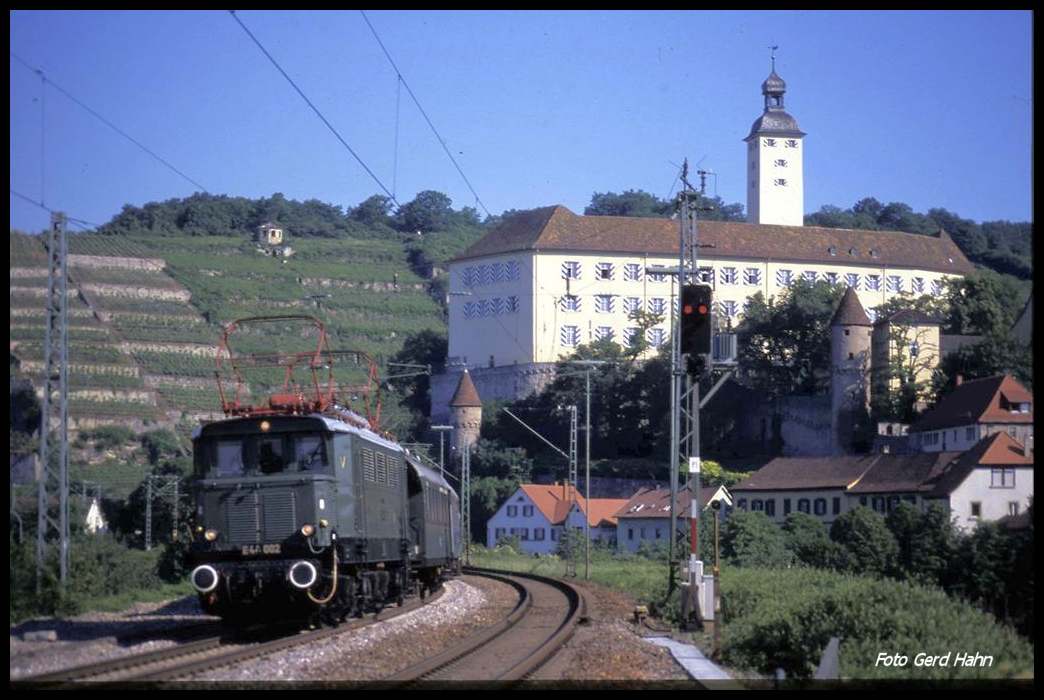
[829,506,898,577]
[585,189,673,218]
[782,511,842,569]
[397,190,455,233]
[908,503,958,586]
[385,329,448,441]
[736,279,844,395]
[719,510,794,568]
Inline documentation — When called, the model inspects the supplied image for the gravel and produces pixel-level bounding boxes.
[9,595,218,681]
[11,575,690,684]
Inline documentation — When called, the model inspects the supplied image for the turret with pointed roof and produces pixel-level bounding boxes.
[831,287,872,454]
[449,369,482,454]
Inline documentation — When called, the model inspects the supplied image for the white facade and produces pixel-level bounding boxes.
[447,244,960,369]
[734,489,852,527]
[747,134,804,226]
[486,487,560,554]
[919,423,1034,454]
[931,466,1033,533]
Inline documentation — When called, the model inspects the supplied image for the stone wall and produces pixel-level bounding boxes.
[68,254,165,271]
[430,362,558,424]
[80,282,190,302]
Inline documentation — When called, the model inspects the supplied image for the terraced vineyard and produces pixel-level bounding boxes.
[9,225,456,438]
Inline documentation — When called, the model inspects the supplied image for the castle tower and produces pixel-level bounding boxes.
[744,54,805,226]
[830,287,872,454]
[449,369,483,455]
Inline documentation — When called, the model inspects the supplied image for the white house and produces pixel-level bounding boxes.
[922,432,1034,533]
[909,375,1033,454]
[486,483,627,555]
[732,432,1032,532]
[614,484,733,554]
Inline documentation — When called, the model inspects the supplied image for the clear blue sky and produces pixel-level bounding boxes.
[9,10,1033,233]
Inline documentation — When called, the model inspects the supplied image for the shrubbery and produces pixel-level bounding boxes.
[720,567,1034,679]
[10,533,162,623]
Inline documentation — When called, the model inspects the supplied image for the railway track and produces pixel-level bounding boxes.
[16,585,447,686]
[383,567,587,685]
[17,568,586,686]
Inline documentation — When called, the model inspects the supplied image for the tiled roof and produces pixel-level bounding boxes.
[449,369,482,407]
[516,483,627,528]
[452,206,975,276]
[910,375,1033,433]
[614,485,722,520]
[924,432,1033,498]
[732,455,878,492]
[730,434,1031,499]
[831,287,872,327]
[846,452,957,494]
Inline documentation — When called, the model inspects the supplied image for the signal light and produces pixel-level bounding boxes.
[680,284,713,359]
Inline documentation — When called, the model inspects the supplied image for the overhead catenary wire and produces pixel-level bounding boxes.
[228,10,400,208]
[10,51,210,195]
[10,188,100,231]
[359,10,490,218]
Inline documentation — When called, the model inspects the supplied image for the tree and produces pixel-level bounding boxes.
[719,510,794,568]
[396,190,455,233]
[829,506,899,577]
[386,329,448,441]
[935,333,1033,395]
[348,194,394,227]
[585,190,673,218]
[736,279,844,395]
[783,511,842,569]
[907,503,958,586]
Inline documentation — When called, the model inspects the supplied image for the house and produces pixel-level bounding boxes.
[731,432,1033,532]
[908,375,1033,453]
[871,309,941,414]
[921,431,1034,533]
[431,65,973,422]
[486,483,628,555]
[731,454,888,526]
[614,484,733,554]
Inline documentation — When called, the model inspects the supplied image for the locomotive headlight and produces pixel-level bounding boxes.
[319,519,328,528]
[204,529,218,541]
[301,524,315,537]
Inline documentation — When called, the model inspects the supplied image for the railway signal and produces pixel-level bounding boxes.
[680,283,712,375]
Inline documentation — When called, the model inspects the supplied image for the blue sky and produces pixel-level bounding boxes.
[9,10,1033,233]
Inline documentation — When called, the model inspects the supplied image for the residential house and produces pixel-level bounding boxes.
[731,432,1033,532]
[486,483,628,555]
[909,375,1033,453]
[921,431,1034,532]
[615,484,733,554]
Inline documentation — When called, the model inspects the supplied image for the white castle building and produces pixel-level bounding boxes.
[431,63,974,424]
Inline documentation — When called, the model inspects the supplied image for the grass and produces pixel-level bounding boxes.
[469,546,671,610]
[78,581,196,615]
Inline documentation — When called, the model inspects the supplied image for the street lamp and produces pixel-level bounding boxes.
[564,359,608,581]
[431,425,454,478]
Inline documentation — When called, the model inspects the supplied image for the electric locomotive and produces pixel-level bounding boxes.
[186,316,461,626]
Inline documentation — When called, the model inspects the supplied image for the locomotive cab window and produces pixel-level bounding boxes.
[258,437,285,474]
[294,435,328,472]
[215,439,246,477]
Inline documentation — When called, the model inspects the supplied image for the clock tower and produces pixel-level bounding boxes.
[745,55,805,226]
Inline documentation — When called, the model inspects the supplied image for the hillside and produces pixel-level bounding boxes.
[9,199,481,437]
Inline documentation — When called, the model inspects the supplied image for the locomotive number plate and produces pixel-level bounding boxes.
[241,544,282,555]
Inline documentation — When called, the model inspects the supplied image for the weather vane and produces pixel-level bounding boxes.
[769,44,779,69]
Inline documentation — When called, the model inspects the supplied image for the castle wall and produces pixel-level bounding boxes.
[430,362,557,424]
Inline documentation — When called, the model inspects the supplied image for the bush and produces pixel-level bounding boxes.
[720,567,1034,680]
[10,533,162,623]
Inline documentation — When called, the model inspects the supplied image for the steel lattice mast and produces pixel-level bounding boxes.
[37,212,71,592]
